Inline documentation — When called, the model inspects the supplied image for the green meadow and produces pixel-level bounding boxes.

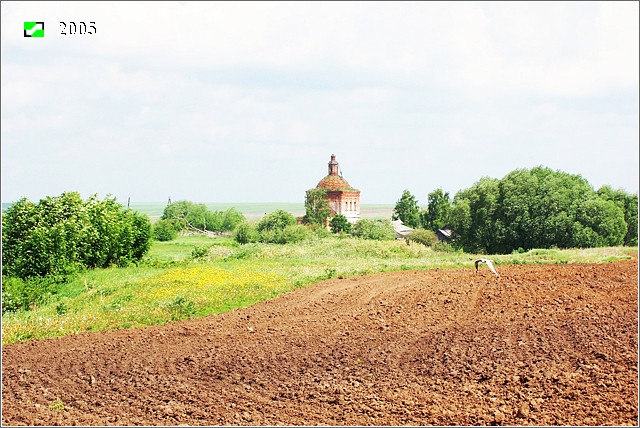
[1,234,636,345]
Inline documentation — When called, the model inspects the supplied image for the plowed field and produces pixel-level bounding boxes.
[2,258,638,426]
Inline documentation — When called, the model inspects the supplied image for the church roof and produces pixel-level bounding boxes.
[311,154,360,192]
[316,174,356,190]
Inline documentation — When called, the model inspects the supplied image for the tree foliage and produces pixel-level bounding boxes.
[352,219,396,240]
[2,192,152,280]
[330,214,352,234]
[392,190,421,228]
[232,210,309,244]
[597,185,638,246]
[233,222,259,244]
[448,167,635,253]
[421,188,451,232]
[304,188,331,226]
[153,219,179,241]
[404,228,439,247]
[257,209,297,232]
[160,201,246,236]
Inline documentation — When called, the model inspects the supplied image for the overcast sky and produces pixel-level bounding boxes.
[2,1,638,205]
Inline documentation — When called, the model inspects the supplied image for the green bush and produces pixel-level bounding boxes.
[281,224,312,244]
[1,276,59,314]
[234,223,259,244]
[257,210,297,232]
[2,192,153,280]
[153,219,179,241]
[191,245,211,259]
[221,208,246,232]
[330,215,352,234]
[352,219,396,241]
[405,228,439,247]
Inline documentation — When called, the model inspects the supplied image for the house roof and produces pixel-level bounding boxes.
[392,219,414,237]
[437,228,453,238]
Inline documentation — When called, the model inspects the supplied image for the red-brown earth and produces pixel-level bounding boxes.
[2,258,638,426]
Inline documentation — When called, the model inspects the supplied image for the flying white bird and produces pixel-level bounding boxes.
[474,258,499,276]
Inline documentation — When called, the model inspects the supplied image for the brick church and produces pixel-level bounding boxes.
[308,154,361,224]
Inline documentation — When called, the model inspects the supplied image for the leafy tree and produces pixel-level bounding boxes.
[160,200,192,229]
[330,214,352,234]
[221,208,246,232]
[449,177,501,253]
[571,198,626,247]
[448,166,634,254]
[352,219,396,240]
[204,210,224,231]
[597,186,638,246]
[185,203,210,231]
[304,188,331,226]
[421,188,451,232]
[392,190,421,228]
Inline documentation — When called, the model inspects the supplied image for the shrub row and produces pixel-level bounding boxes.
[2,192,152,280]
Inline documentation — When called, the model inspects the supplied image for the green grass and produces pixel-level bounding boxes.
[2,236,636,344]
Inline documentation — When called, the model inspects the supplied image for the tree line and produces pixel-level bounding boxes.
[393,166,638,254]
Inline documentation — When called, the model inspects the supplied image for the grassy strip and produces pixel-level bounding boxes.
[2,236,636,344]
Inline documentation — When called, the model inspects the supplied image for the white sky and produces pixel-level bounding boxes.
[2,1,638,204]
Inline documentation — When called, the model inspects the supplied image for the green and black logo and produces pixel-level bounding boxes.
[24,22,44,37]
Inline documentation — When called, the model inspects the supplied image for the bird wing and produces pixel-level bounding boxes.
[485,259,498,276]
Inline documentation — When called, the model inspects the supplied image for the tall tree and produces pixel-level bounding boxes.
[304,188,331,226]
[421,188,451,232]
[392,190,421,228]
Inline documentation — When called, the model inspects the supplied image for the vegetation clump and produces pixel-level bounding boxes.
[303,188,331,226]
[447,167,637,253]
[352,219,396,240]
[234,210,311,244]
[393,167,638,254]
[158,200,245,239]
[2,192,152,279]
[330,214,352,234]
[404,228,439,247]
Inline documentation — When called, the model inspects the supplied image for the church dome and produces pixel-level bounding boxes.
[316,174,353,190]
[314,154,358,191]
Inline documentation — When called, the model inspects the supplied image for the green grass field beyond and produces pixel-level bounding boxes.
[1,235,636,344]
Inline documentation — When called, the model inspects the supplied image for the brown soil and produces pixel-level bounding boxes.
[2,259,638,426]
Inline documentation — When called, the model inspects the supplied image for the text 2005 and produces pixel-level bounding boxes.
[60,22,96,35]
